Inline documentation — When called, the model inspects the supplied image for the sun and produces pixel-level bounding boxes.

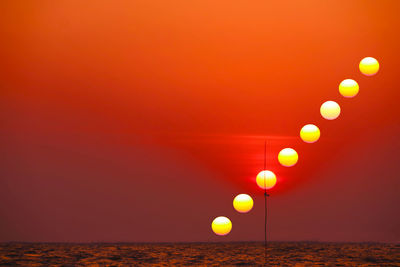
[211,216,232,236]
[339,79,359,98]
[233,194,254,213]
[320,101,341,120]
[278,148,298,167]
[359,57,379,76]
[256,170,277,190]
[300,124,320,143]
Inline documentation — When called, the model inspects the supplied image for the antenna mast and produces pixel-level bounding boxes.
[264,140,269,265]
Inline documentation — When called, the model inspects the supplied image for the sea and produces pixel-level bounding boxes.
[0,242,399,266]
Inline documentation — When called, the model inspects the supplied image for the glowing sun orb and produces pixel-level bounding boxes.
[300,124,320,143]
[211,216,232,236]
[359,57,379,76]
[278,148,298,167]
[320,101,341,120]
[256,170,277,190]
[339,79,359,98]
[233,194,254,213]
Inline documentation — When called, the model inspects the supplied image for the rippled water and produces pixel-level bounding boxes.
[0,242,399,266]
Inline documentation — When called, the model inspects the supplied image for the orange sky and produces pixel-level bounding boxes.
[1,0,399,242]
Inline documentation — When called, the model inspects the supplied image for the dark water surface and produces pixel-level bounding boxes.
[0,242,399,266]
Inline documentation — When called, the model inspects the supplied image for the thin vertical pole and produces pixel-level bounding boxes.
[263,140,268,265]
